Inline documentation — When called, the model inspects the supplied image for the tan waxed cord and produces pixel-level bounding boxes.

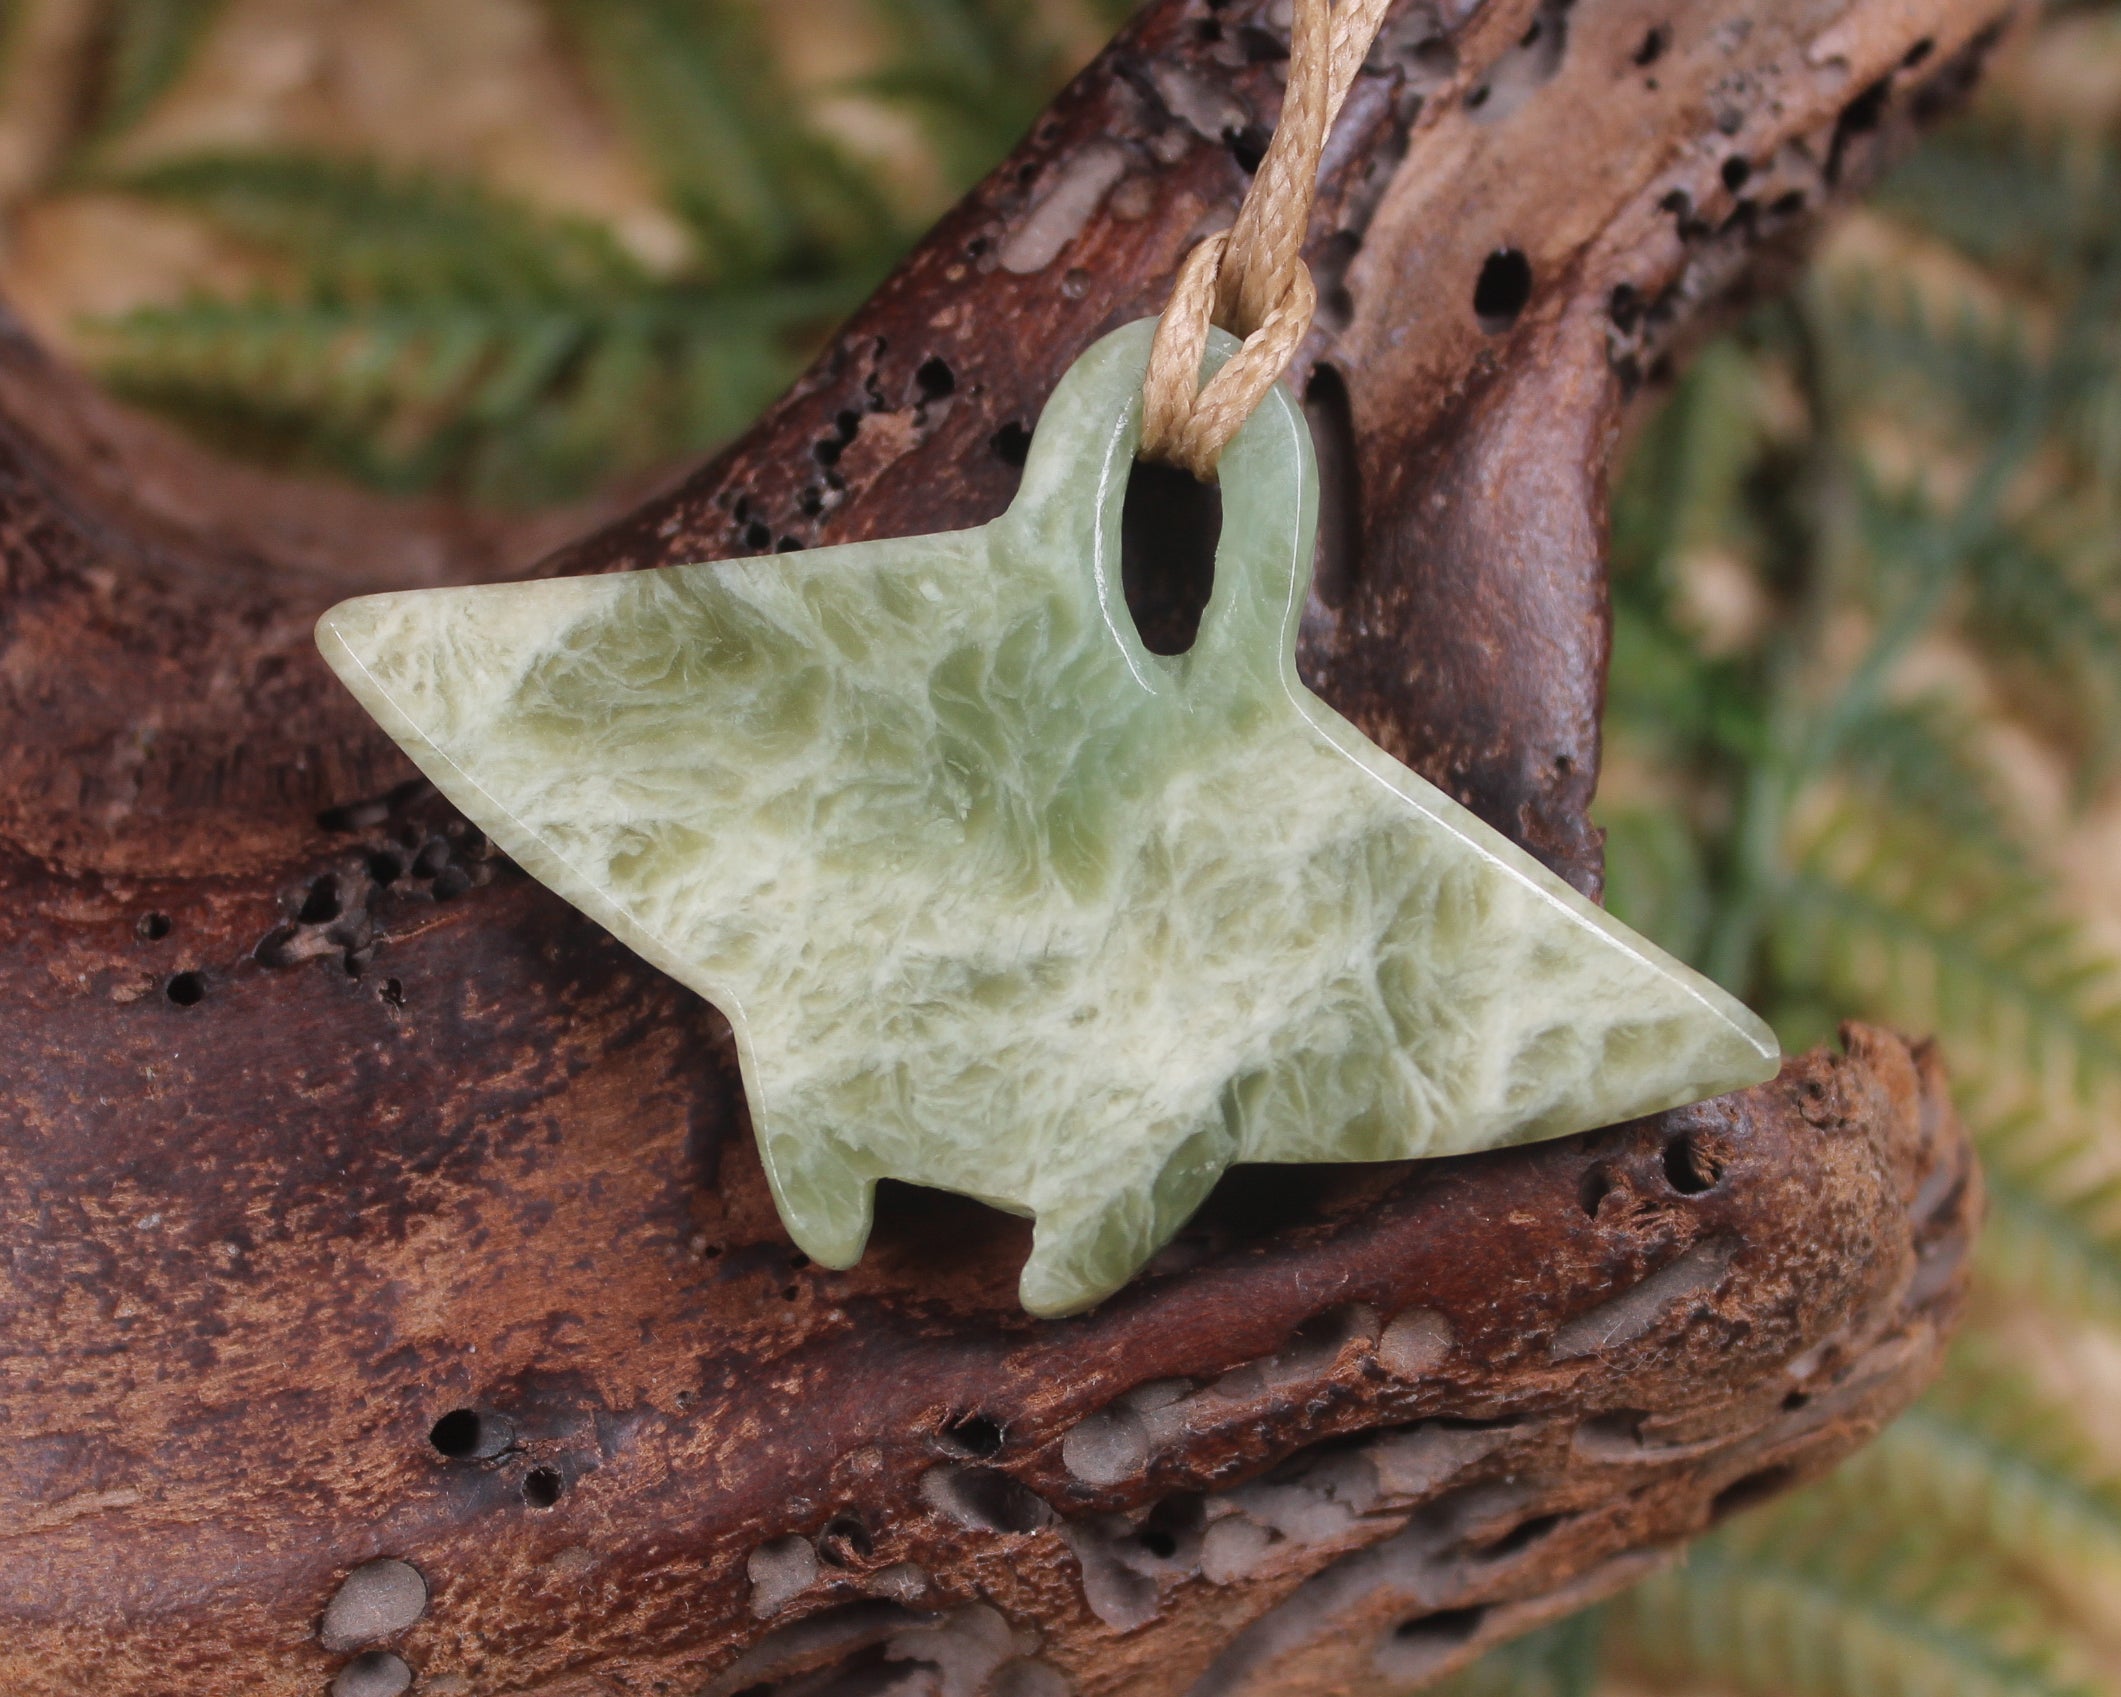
[1139,0,1394,479]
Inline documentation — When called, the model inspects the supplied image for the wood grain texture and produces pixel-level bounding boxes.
[0,0,2005,1691]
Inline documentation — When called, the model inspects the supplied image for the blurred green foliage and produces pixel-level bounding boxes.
[67,0,230,159]
[1456,4,2121,1692]
[29,1,2121,1693]
[66,0,1134,503]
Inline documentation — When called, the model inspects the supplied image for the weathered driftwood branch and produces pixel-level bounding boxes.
[0,0,2005,1692]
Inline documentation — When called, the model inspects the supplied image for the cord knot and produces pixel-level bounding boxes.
[1139,0,1393,480]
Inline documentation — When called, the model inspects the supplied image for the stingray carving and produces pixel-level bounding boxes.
[318,323,1779,1315]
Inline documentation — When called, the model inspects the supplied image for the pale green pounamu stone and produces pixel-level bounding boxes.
[317,321,1780,1317]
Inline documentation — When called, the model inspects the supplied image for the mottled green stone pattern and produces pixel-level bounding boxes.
[317,321,1779,1316]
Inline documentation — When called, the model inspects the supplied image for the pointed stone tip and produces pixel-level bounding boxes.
[314,594,383,681]
[315,588,400,646]
[1658,951,1782,1100]
[1711,1001,1784,1096]
[312,592,440,754]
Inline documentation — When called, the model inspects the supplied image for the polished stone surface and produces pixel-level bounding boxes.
[318,321,1778,1315]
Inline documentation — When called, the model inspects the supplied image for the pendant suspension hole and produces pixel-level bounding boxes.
[1304,363,1362,610]
[1121,459,1221,656]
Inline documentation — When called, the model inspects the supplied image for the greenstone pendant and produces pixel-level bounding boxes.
[318,321,1778,1316]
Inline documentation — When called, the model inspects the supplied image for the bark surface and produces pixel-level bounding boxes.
[0,0,2004,1692]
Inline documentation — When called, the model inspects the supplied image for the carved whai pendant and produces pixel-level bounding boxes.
[317,321,1779,1316]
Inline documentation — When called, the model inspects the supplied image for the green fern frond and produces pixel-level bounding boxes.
[1827,1355,2121,1625]
[86,279,856,502]
[1603,340,1794,792]
[1878,116,2119,284]
[1959,521,2121,777]
[107,152,648,302]
[90,294,572,420]
[1611,1507,2095,1697]
[85,293,572,490]
[1599,801,1716,969]
[1830,696,2027,867]
[1976,1120,2121,1328]
[1823,278,2121,554]
[1610,339,1779,581]
[1841,466,1981,617]
[859,0,1067,182]
[542,0,899,276]
[1774,801,2121,1117]
[1604,600,1769,773]
[1822,279,2047,450]
[68,0,229,160]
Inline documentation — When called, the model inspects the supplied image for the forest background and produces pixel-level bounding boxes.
[1,1,2118,1692]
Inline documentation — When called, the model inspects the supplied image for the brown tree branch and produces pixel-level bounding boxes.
[0,0,2005,1693]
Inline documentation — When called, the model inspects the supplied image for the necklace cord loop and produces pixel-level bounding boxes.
[1139,0,1394,480]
